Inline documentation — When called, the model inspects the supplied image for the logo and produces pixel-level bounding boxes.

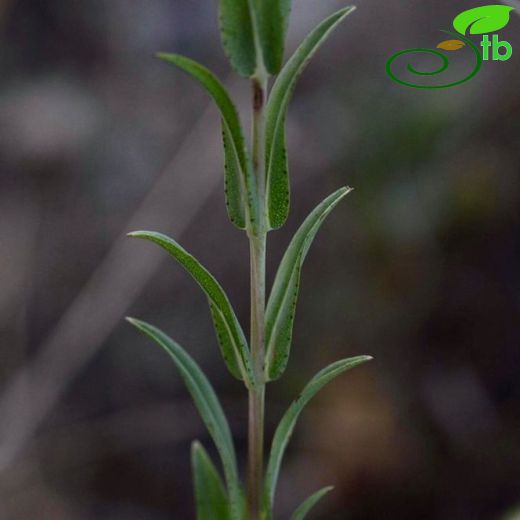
[386,5,515,89]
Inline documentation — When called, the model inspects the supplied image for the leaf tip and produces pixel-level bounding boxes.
[127,230,146,239]
[335,6,357,24]
[126,317,150,336]
[191,439,203,454]
[336,185,354,201]
[155,51,171,61]
[341,5,357,15]
[125,316,140,327]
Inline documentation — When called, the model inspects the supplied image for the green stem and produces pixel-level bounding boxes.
[248,74,268,520]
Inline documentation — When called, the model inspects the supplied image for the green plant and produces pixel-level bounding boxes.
[126,2,372,518]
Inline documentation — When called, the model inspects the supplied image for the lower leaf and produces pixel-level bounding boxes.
[127,318,243,519]
[263,355,373,511]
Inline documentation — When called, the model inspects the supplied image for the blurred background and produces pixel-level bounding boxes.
[1,0,519,518]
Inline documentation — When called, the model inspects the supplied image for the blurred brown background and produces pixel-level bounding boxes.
[1,0,519,518]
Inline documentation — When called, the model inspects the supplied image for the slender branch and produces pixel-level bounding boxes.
[248,74,268,519]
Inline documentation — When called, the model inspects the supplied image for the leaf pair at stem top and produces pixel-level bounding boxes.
[158,6,355,235]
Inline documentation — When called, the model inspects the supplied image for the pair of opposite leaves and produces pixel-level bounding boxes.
[437,4,514,51]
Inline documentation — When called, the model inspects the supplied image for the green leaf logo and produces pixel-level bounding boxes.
[453,5,514,35]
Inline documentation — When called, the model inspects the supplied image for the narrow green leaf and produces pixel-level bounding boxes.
[265,187,352,381]
[264,6,356,229]
[219,0,256,77]
[191,441,230,520]
[156,53,258,231]
[254,0,293,75]
[128,231,255,387]
[127,318,242,519]
[290,486,334,520]
[264,356,372,510]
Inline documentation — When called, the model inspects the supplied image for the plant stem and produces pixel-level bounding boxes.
[248,74,268,520]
